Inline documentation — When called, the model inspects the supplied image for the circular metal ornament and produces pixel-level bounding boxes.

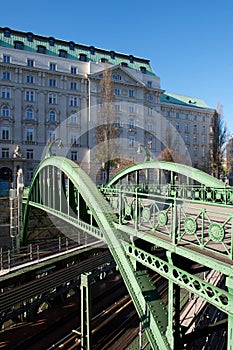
[157,211,168,226]
[125,205,132,216]
[142,207,151,222]
[184,217,197,235]
[208,223,225,242]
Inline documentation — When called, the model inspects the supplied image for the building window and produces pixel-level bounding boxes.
[193,135,198,143]
[70,114,77,124]
[2,148,9,158]
[1,105,10,117]
[49,79,56,87]
[193,124,198,133]
[59,49,67,58]
[27,59,34,67]
[185,135,190,144]
[26,149,34,159]
[26,108,34,119]
[48,93,57,104]
[148,107,152,116]
[129,118,135,129]
[2,71,10,80]
[202,125,206,133]
[176,123,179,130]
[49,37,54,46]
[166,111,170,117]
[2,127,9,140]
[49,62,57,71]
[70,82,77,90]
[69,42,75,50]
[48,130,56,141]
[129,105,135,113]
[147,81,152,88]
[25,90,35,102]
[114,118,121,127]
[79,54,87,62]
[184,123,189,132]
[202,147,206,158]
[147,95,153,102]
[147,123,153,132]
[112,74,121,81]
[71,151,78,161]
[49,110,56,121]
[128,135,135,148]
[26,128,34,142]
[110,51,115,59]
[140,66,146,74]
[26,75,34,83]
[185,114,189,120]
[176,112,179,119]
[27,33,33,42]
[114,102,121,112]
[37,45,46,54]
[1,87,11,99]
[101,58,108,63]
[3,55,10,63]
[194,147,198,157]
[90,46,95,55]
[114,88,120,95]
[4,29,11,37]
[203,116,206,122]
[129,90,134,97]
[129,55,134,63]
[121,62,128,67]
[71,66,77,74]
[202,135,207,144]
[14,41,24,50]
[69,96,78,106]
[70,132,78,144]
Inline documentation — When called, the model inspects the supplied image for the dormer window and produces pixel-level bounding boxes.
[110,51,115,59]
[49,37,55,46]
[79,53,87,62]
[27,33,33,42]
[37,45,46,54]
[4,28,11,38]
[69,42,75,50]
[101,58,108,63]
[140,66,146,74]
[59,49,67,58]
[14,41,24,50]
[121,62,128,67]
[129,55,134,63]
[90,46,95,55]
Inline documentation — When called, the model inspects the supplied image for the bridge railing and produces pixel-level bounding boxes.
[101,184,233,260]
[0,237,80,273]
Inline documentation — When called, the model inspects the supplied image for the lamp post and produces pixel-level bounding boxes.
[45,138,63,158]
[137,143,151,162]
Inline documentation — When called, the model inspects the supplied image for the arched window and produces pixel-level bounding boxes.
[49,110,56,121]
[1,105,10,117]
[26,108,34,119]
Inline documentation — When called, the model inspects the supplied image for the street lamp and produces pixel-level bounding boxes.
[137,143,151,161]
[45,138,63,158]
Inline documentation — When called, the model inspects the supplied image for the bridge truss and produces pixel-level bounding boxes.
[22,156,233,349]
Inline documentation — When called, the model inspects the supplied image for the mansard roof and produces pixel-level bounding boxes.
[0,27,155,75]
[161,92,211,109]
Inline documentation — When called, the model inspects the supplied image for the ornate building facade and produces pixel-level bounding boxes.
[0,27,215,190]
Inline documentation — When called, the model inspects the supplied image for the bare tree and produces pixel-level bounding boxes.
[94,65,120,183]
[210,103,228,179]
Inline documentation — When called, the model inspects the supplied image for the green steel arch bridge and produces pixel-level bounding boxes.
[21,155,233,350]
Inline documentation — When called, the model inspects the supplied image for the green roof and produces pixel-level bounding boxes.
[161,92,210,109]
[0,27,155,75]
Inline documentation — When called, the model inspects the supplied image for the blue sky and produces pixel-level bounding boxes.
[1,0,233,133]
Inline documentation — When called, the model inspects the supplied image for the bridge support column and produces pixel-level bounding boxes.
[80,272,92,350]
[226,277,233,350]
[166,253,182,349]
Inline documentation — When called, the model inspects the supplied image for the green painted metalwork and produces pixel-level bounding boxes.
[22,157,233,349]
